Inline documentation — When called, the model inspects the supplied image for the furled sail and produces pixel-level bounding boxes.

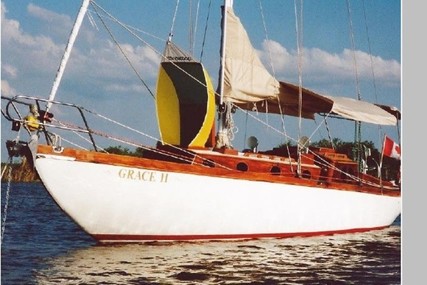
[324,95,398,125]
[156,41,215,147]
[222,7,398,126]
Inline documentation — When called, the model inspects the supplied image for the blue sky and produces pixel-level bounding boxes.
[1,0,401,161]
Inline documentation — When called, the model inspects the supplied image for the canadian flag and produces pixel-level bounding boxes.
[383,135,401,160]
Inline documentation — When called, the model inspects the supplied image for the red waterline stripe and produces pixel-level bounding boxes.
[93,226,388,243]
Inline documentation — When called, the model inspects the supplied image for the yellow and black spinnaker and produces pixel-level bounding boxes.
[156,41,215,148]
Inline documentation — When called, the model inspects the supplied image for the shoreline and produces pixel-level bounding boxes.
[1,158,40,183]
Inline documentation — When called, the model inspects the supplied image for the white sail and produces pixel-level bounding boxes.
[223,7,280,104]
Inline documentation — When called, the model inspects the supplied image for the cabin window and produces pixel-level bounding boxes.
[270,166,281,175]
[236,162,248,172]
[202,159,215,167]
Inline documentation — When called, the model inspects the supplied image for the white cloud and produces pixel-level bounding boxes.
[27,3,68,23]
[2,2,400,104]
[260,39,291,73]
[2,64,17,78]
[27,3,73,38]
[259,39,401,86]
[1,3,67,89]
[104,83,145,93]
[1,3,32,45]
[1,2,163,99]
[1,80,17,97]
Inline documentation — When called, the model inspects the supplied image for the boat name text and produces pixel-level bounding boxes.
[167,56,192,61]
[118,168,168,183]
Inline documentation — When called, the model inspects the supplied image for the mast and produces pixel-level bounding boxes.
[216,0,233,149]
[219,0,233,105]
[46,0,91,112]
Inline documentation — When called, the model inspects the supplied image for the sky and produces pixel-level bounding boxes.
[1,0,401,161]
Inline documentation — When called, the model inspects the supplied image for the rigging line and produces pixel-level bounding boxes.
[346,0,363,172]
[308,152,376,186]
[300,113,330,150]
[323,117,335,149]
[234,102,335,168]
[258,0,276,77]
[199,0,212,61]
[50,113,230,168]
[50,118,93,151]
[58,135,89,151]
[87,9,99,31]
[169,0,181,40]
[361,0,383,149]
[90,2,155,99]
[88,7,165,42]
[235,104,348,177]
[256,0,289,147]
[90,1,220,104]
[361,0,378,103]
[257,1,272,134]
[346,0,362,101]
[85,108,232,170]
[0,157,11,180]
[294,0,304,126]
[91,1,221,131]
[232,103,298,145]
[302,142,381,187]
[294,0,304,175]
[51,118,147,154]
[189,0,193,53]
[243,111,249,149]
[312,118,325,146]
[91,128,202,166]
[191,0,201,56]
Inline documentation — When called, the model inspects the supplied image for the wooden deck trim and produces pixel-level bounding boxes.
[36,144,400,197]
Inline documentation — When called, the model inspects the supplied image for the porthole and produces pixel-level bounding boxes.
[302,170,311,179]
[237,162,248,172]
[270,166,281,175]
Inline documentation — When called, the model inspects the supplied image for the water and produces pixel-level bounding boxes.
[2,183,401,284]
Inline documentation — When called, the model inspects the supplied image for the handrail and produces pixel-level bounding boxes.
[1,95,98,151]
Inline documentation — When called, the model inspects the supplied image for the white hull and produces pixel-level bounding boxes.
[35,153,401,242]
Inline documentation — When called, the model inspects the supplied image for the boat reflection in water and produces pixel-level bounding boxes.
[35,225,400,285]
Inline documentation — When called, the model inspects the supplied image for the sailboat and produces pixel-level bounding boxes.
[2,0,401,243]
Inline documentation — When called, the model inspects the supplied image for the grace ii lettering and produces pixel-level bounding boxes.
[118,169,168,183]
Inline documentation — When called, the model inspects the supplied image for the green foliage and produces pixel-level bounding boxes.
[104,145,133,155]
[134,147,145,157]
[104,145,145,157]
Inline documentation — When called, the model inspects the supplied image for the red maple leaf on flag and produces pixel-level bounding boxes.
[383,136,401,160]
